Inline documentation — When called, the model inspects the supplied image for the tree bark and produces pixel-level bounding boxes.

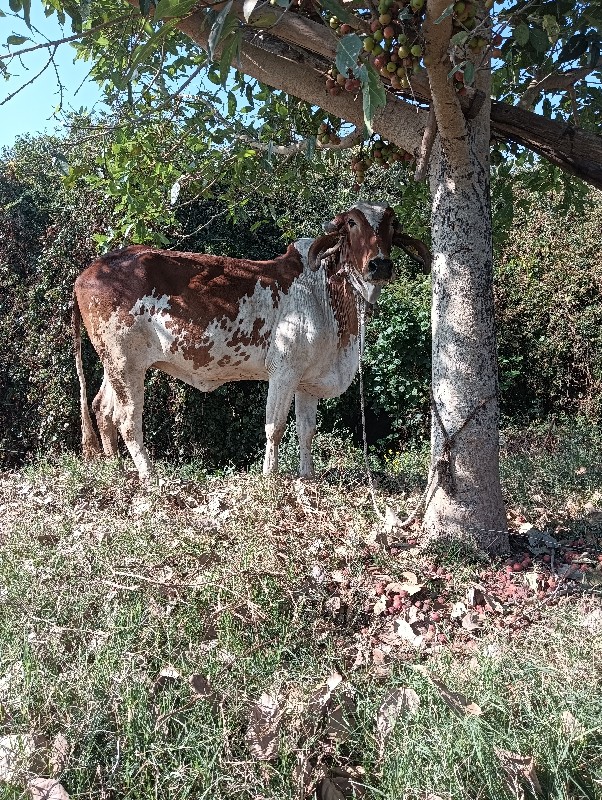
[421,0,508,553]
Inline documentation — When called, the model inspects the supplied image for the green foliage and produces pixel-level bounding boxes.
[1,123,600,471]
[362,274,432,443]
[494,187,602,420]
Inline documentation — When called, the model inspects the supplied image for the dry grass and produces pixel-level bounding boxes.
[0,427,601,800]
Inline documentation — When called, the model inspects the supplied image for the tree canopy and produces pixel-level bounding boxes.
[2,0,601,216]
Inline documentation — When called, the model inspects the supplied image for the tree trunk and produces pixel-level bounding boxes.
[421,1,508,554]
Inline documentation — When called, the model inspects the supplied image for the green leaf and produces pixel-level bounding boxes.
[8,0,22,11]
[513,23,529,46]
[227,90,237,117]
[541,14,559,45]
[306,135,316,161]
[247,7,278,26]
[116,20,177,89]
[450,30,469,45]
[335,33,362,77]
[558,33,588,63]
[359,62,386,134]
[154,0,195,19]
[529,27,549,53]
[319,0,354,24]
[463,61,474,85]
[218,25,241,83]
[22,0,31,28]
[0,9,5,16]
[6,34,28,45]
[139,0,151,16]
[447,59,466,79]
[208,0,234,61]
[433,3,453,24]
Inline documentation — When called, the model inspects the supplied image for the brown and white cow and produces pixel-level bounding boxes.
[73,203,431,480]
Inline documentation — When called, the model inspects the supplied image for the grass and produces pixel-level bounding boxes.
[0,422,601,799]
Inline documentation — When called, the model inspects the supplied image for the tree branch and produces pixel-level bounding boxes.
[517,66,597,111]
[423,0,470,173]
[0,13,137,63]
[175,5,427,154]
[414,105,437,181]
[0,46,57,105]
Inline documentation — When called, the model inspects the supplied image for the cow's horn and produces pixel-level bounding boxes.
[392,232,432,273]
[308,233,341,271]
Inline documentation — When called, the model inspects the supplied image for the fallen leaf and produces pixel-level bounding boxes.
[560,709,586,739]
[495,748,542,798]
[28,778,70,800]
[319,766,366,800]
[246,692,281,761]
[189,674,219,715]
[392,619,424,648]
[467,584,504,613]
[431,679,482,716]
[461,612,485,632]
[48,735,69,776]
[153,665,181,692]
[450,601,468,620]
[386,580,423,596]
[373,596,388,616]
[376,687,420,743]
[0,734,49,784]
[326,673,343,693]
[319,776,346,800]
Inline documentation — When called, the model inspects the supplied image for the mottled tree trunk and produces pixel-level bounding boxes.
[421,0,508,554]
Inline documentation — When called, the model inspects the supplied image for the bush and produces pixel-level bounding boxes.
[1,127,601,472]
[494,190,602,420]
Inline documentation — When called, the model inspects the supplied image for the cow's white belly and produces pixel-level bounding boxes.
[299,337,360,398]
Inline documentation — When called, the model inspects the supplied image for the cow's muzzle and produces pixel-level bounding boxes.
[367,257,393,283]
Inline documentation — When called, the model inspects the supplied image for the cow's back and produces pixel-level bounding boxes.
[75,244,306,386]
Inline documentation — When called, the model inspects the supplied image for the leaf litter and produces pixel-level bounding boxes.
[246,692,282,761]
[376,687,420,756]
[495,748,543,798]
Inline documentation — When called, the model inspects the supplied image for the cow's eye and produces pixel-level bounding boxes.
[347,218,356,228]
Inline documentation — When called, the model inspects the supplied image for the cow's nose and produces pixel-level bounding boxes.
[368,257,393,282]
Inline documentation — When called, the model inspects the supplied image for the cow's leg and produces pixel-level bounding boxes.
[295,390,319,478]
[92,372,119,457]
[263,376,297,474]
[108,369,154,481]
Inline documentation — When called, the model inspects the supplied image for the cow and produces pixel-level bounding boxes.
[73,203,431,481]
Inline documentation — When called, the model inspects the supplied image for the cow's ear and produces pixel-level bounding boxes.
[392,231,432,273]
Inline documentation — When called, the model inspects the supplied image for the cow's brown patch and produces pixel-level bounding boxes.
[75,244,303,371]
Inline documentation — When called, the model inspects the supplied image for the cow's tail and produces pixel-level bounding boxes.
[72,291,102,459]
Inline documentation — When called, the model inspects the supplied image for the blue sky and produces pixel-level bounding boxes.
[0,2,104,149]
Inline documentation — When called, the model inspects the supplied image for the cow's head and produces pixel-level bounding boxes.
[308,202,431,303]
